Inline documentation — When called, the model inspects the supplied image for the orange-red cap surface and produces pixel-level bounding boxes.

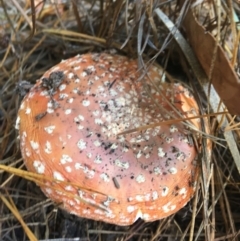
[16,53,202,225]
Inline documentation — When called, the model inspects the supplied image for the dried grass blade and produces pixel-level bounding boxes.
[154,8,240,176]
[0,194,38,241]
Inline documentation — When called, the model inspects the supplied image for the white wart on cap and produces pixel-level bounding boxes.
[16,52,203,226]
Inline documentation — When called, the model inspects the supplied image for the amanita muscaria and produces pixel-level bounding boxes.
[16,52,204,225]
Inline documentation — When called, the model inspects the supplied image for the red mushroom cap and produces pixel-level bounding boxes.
[16,52,203,226]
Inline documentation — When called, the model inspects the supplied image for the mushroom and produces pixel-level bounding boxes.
[16,52,204,226]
